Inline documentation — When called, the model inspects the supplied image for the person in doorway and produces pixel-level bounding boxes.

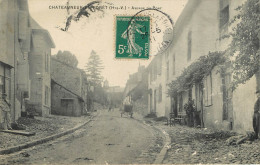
[0,93,12,130]
[108,104,112,112]
[253,90,260,139]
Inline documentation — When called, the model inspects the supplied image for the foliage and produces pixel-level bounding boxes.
[167,51,226,97]
[85,50,104,86]
[93,86,108,105]
[184,99,196,115]
[130,81,147,101]
[87,86,108,110]
[227,0,260,90]
[184,99,196,127]
[53,50,78,67]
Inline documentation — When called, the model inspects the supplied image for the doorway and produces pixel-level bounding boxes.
[61,99,74,116]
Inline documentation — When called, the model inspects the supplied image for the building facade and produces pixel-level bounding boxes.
[51,58,88,116]
[148,0,256,133]
[27,18,55,117]
[0,0,55,123]
[124,65,148,116]
[51,80,84,117]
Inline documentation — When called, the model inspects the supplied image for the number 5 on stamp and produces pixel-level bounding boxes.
[115,16,150,59]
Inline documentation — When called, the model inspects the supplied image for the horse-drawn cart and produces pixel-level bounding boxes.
[121,104,133,118]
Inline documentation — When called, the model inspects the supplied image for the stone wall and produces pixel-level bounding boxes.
[51,59,83,97]
[51,81,83,117]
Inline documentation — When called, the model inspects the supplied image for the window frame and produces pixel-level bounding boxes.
[204,72,213,107]
[45,52,49,72]
[187,31,192,62]
[0,64,11,102]
[172,54,176,75]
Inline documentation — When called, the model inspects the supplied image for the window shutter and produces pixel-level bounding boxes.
[219,0,229,10]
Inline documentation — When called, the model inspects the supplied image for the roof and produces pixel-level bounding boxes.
[29,16,43,29]
[51,58,86,76]
[51,79,84,102]
[29,17,56,48]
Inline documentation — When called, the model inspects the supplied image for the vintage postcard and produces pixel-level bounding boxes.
[0,0,259,164]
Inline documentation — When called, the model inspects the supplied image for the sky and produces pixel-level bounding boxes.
[28,0,187,87]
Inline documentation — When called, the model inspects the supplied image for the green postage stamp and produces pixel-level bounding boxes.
[115,16,150,59]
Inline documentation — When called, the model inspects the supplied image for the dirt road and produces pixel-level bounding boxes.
[1,109,164,164]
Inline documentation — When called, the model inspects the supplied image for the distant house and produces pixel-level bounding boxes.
[104,83,124,108]
[123,65,148,115]
[51,58,88,116]
[123,65,146,98]
[51,80,84,117]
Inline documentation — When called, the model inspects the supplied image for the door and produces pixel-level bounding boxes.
[195,83,203,127]
[61,99,74,116]
[199,83,204,127]
[171,95,178,117]
[222,74,233,129]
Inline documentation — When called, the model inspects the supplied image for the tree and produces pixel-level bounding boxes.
[85,50,104,86]
[53,50,78,67]
[227,0,260,91]
[85,51,107,106]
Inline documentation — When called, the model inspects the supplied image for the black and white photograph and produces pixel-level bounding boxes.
[0,0,259,164]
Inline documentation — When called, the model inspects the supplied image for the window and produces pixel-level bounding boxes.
[188,88,192,100]
[150,70,152,84]
[158,56,162,75]
[159,84,162,102]
[0,63,11,101]
[153,62,157,80]
[172,54,175,75]
[219,0,229,34]
[204,73,213,106]
[179,93,183,112]
[222,74,232,121]
[219,6,229,30]
[187,31,192,61]
[166,61,169,80]
[219,0,229,9]
[45,52,49,72]
[45,86,49,106]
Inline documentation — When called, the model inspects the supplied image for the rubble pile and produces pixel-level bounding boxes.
[0,115,88,150]
[160,125,260,164]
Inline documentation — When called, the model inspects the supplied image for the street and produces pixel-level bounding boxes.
[0,109,164,164]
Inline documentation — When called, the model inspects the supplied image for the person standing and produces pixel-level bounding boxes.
[253,90,260,139]
[0,93,12,130]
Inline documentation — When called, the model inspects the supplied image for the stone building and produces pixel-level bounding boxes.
[148,0,256,133]
[105,85,124,108]
[124,65,148,115]
[51,80,85,117]
[26,18,55,117]
[0,0,55,123]
[51,58,88,116]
